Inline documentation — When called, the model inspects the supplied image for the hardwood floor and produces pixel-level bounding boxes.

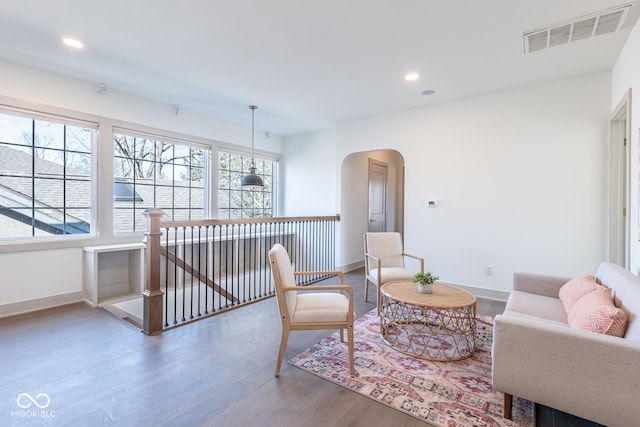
[0,269,600,426]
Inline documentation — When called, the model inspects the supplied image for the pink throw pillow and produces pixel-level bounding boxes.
[567,288,628,337]
[558,275,602,312]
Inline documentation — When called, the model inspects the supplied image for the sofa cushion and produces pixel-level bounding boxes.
[596,262,640,341]
[369,267,415,284]
[567,288,627,337]
[505,290,568,323]
[596,262,636,305]
[499,310,570,329]
[618,283,640,341]
[558,275,603,312]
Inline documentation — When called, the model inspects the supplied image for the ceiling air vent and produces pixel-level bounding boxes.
[524,4,633,53]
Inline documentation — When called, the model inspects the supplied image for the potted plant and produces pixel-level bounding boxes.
[414,272,439,294]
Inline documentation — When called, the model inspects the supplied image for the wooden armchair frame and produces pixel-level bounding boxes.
[364,232,424,312]
[269,244,355,377]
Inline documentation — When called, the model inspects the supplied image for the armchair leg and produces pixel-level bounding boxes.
[504,393,512,419]
[275,328,290,377]
[364,278,370,302]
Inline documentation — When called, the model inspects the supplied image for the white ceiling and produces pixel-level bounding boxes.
[0,0,636,136]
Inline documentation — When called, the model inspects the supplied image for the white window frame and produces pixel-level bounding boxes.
[0,105,98,244]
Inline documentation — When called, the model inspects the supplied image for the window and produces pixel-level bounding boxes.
[113,131,208,233]
[0,111,94,239]
[218,150,275,218]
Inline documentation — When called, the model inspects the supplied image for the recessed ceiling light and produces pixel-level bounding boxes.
[421,90,436,96]
[62,37,84,49]
[405,73,420,81]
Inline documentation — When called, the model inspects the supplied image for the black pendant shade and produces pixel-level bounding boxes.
[241,166,264,187]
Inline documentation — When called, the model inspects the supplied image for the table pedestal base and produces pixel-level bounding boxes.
[380,298,476,361]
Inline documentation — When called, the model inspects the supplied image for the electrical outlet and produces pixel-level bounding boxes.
[484,264,494,275]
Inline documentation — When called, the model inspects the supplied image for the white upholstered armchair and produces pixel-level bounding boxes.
[268,243,355,377]
[363,232,424,312]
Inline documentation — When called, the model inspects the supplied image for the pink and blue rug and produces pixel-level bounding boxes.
[289,311,534,426]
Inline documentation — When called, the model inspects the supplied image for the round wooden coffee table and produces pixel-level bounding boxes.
[379,281,477,361]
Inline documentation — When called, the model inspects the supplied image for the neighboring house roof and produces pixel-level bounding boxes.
[0,184,89,234]
[112,177,205,232]
[0,145,90,235]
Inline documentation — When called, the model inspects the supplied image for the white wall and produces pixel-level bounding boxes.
[333,73,610,294]
[612,21,640,276]
[0,59,283,315]
[282,128,337,216]
[0,59,281,152]
[0,248,86,316]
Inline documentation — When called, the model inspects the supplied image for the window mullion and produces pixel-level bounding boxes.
[31,119,36,236]
[62,124,67,234]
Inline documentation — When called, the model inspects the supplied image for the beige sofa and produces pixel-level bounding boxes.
[492,262,640,426]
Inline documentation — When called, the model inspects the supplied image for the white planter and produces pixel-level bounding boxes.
[417,283,433,294]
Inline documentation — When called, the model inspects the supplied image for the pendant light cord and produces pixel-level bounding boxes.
[250,105,257,166]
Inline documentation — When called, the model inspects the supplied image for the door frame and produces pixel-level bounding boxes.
[608,89,632,268]
[368,159,388,232]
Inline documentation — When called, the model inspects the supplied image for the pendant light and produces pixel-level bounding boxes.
[241,105,264,187]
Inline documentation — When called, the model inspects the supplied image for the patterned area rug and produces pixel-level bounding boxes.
[289,311,534,426]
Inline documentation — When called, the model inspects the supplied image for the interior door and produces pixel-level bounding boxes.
[368,160,387,232]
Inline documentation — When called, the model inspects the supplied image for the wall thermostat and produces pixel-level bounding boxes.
[427,200,439,207]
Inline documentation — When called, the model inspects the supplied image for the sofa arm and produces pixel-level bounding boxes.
[512,272,571,298]
[492,314,640,426]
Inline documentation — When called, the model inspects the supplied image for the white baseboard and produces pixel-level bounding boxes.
[441,282,510,302]
[341,260,510,302]
[0,291,83,318]
[338,260,365,273]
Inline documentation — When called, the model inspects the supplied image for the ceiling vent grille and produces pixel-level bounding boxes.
[523,4,633,53]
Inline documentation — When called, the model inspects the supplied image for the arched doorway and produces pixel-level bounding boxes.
[339,149,405,268]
